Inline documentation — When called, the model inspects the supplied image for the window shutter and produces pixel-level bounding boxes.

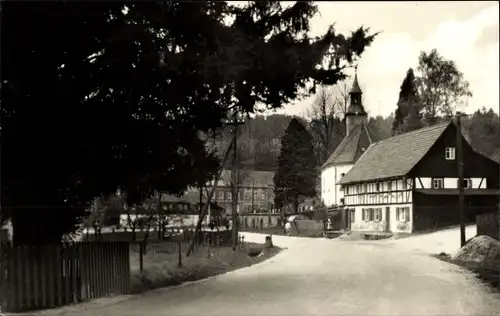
[369,208,374,221]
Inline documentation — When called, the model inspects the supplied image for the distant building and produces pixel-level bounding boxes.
[320,67,378,207]
[338,121,500,234]
[206,169,275,215]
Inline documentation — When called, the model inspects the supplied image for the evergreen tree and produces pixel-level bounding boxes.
[392,68,423,135]
[274,119,316,213]
[2,2,376,244]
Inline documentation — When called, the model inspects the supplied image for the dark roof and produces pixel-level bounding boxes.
[489,148,500,163]
[321,122,376,169]
[338,122,451,185]
[350,72,362,94]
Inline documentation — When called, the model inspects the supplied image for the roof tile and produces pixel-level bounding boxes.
[321,122,376,168]
[338,122,451,184]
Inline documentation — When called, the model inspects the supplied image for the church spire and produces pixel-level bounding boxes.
[350,65,362,94]
[345,66,367,136]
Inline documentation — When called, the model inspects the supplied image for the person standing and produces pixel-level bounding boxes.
[327,218,333,231]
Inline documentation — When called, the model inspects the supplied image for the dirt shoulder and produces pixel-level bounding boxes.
[129,242,282,293]
[433,253,500,290]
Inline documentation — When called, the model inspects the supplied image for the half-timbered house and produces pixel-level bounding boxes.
[338,121,500,234]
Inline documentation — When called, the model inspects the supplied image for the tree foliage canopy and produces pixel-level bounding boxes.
[416,49,472,120]
[274,118,317,212]
[2,1,377,244]
[392,68,424,135]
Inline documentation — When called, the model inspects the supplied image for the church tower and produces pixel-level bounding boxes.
[345,66,368,137]
[321,66,377,207]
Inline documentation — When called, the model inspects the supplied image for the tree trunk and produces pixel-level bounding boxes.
[293,196,299,214]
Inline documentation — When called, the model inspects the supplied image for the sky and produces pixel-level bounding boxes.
[265,1,499,118]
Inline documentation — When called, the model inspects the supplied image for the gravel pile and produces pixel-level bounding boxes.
[337,231,367,241]
[453,235,500,267]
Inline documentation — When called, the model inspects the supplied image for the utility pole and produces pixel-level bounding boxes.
[251,180,255,213]
[456,112,466,247]
[226,112,244,250]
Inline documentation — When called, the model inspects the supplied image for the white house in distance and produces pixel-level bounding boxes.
[337,121,500,234]
[320,68,377,207]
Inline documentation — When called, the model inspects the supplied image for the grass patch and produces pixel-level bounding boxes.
[433,253,500,290]
[129,241,282,294]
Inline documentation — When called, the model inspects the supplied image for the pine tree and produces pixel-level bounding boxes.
[274,118,316,213]
[392,68,423,135]
[2,2,376,244]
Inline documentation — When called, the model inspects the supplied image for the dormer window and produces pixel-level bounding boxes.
[340,173,345,177]
[445,147,456,160]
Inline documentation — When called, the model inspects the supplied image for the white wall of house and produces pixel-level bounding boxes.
[343,177,413,234]
[414,177,487,189]
[321,164,353,207]
[349,203,413,234]
[118,214,208,229]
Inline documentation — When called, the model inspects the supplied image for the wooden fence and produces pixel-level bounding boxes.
[476,211,499,241]
[0,241,131,313]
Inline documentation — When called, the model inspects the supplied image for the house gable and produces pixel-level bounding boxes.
[410,123,500,189]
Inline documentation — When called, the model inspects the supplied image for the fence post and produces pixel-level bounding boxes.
[177,241,182,268]
[207,233,211,258]
[216,236,220,254]
[139,243,144,272]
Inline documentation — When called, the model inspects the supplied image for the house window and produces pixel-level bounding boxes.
[375,182,380,191]
[402,179,408,190]
[432,178,444,189]
[345,186,349,194]
[387,181,392,191]
[459,178,472,189]
[362,208,374,221]
[350,209,355,223]
[374,208,382,222]
[363,184,368,193]
[396,207,410,222]
[445,147,456,160]
[224,191,231,200]
[261,192,266,200]
[340,198,345,205]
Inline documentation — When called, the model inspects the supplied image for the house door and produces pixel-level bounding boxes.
[385,207,391,232]
[346,209,352,230]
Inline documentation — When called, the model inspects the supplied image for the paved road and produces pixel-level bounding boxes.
[34,233,500,316]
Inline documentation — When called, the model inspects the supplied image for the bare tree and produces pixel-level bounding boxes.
[308,83,349,166]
